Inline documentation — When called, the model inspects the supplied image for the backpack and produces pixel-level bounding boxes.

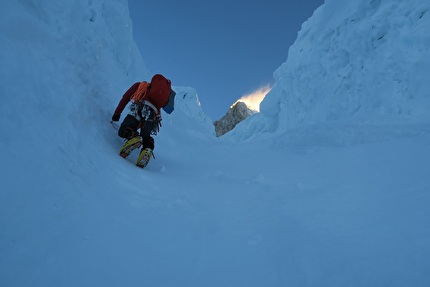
[131,74,174,113]
[146,74,172,110]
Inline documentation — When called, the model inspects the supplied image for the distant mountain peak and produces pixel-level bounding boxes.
[213,101,256,137]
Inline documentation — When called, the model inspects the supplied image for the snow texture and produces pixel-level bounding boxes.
[1,0,429,286]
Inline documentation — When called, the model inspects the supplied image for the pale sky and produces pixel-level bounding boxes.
[128,0,324,120]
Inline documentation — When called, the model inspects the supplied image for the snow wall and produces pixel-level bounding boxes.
[0,0,214,164]
[229,0,430,140]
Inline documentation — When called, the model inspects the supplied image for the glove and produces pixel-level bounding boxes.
[111,114,120,122]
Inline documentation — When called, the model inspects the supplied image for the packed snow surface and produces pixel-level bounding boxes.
[1,0,429,286]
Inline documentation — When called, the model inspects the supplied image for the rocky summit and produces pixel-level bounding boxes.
[214,101,256,137]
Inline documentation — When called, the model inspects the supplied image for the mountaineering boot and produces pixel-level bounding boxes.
[136,148,153,168]
[119,136,142,158]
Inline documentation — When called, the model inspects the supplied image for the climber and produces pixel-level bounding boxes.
[111,74,175,168]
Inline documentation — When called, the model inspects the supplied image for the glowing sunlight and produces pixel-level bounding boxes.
[233,85,271,112]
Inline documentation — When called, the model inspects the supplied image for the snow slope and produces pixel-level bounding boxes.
[1,0,430,287]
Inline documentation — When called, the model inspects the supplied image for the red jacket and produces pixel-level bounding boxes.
[113,82,140,117]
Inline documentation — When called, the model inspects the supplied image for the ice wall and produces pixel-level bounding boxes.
[231,0,430,139]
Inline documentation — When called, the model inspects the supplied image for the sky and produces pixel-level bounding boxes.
[1,0,430,286]
[127,0,325,120]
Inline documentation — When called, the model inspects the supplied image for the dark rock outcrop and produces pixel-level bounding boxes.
[214,101,256,137]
